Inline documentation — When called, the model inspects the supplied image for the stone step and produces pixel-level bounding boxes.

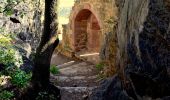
[57,86,98,100]
[58,62,97,76]
[58,61,93,69]
[51,75,98,87]
[51,54,73,66]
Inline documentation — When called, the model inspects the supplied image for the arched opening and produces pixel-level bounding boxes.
[74,9,101,54]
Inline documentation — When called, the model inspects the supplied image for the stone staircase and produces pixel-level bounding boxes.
[50,54,99,100]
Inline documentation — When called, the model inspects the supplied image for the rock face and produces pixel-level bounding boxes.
[90,75,131,100]
[92,0,170,99]
[0,0,45,57]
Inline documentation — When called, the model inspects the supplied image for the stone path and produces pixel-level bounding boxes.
[50,53,99,100]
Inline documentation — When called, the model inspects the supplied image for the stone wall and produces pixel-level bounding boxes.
[59,0,118,68]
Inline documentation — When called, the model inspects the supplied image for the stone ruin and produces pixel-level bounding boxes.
[58,0,118,65]
[58,0,170,99]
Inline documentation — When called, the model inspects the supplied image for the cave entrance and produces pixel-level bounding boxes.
[74,9,101,63]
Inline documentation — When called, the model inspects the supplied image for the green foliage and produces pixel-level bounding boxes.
[95,63,104,71]
[0,33,30,88]
[3,7,14,16]
[0,34,23,68]
[10,69,31,88]
[36,91,56,100]
[0,33,12,45]
[0,0,25,17]
[0,90,14,100]
[0,6,2,13]
[95,63,106,80]
[50,65,60,75]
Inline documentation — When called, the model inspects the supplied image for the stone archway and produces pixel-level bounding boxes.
[73,9,101,53]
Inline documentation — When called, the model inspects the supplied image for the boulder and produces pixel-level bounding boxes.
[90,75,131,100]
[92,0,170,99]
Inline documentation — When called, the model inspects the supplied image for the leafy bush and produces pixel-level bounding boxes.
[0,90,14,100]
[50,65,60,75]
[11,69,31,88]
[0,34,23,68]
[0,33,31,88]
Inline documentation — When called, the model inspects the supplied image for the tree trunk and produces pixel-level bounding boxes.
[31,0,58,90]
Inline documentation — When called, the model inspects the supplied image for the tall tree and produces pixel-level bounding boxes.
[31,0,59,90]
[19,0,60,99]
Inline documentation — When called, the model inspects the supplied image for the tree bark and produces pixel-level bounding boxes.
[31,0,58,90]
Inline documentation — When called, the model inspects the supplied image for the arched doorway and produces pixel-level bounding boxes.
[74,9,101,53]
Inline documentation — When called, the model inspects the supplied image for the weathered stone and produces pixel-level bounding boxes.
[18,32,33,42]
[20,56,33,73]
[91,0,170,99]
[90,75,131,100]
[82,94,88,100]
[57,0,118,65]
[51,54,99,100]
[129,72,170,98]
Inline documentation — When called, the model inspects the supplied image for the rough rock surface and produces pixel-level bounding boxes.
[92,0,170,99]
[90,75,131,100]
[0,0,44,57]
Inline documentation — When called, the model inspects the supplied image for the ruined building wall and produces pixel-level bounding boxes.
[60,0,118,62]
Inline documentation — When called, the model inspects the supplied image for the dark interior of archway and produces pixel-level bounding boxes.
[74,9,101,53]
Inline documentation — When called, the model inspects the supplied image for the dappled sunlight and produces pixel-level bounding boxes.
[0,75,11,86]
[58,61,75,67]
[62,60,75,64]
[1,0,169,99]
[79,53,99,57]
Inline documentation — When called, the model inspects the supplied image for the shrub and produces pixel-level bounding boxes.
[10,69,31,88]
[0,33,30,88]
[0,34,23,69]
[50,65,60,75]
[0,90,14,100]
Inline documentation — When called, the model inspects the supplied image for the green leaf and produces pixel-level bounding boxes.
[50,65,60,75]
[0,6,3,13]
[0,90,14,100]
[4,7,13,16]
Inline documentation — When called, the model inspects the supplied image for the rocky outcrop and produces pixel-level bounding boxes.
[0,0,45,57]
[92,0,170,99]
[90,75,131,100]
